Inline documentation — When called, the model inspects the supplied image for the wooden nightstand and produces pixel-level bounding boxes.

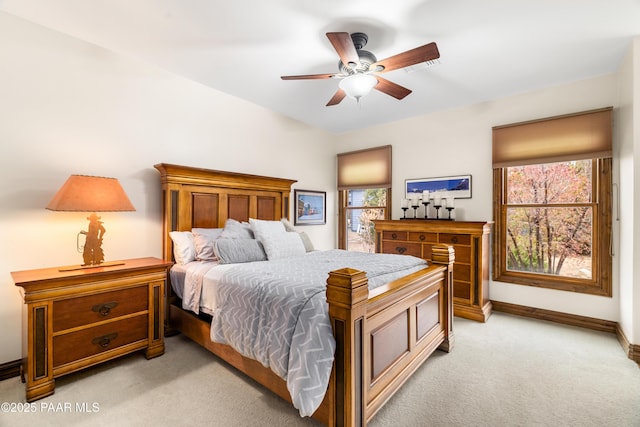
[11,257,172,402]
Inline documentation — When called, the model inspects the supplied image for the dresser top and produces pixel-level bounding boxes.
[374,219,493,234]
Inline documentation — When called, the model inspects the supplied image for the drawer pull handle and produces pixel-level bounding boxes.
[92,333,118,348]
[92,301,118,316]
[451,237,458,244]
[396,246,407,254]
[419,235,425,241]
[391,233,398,239]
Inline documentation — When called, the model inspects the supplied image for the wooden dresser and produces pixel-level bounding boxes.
[12,257,171,402]
[374,220,493,322]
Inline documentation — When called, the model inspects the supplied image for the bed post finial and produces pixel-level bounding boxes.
[431,244,455,352]
[326,267,368,427]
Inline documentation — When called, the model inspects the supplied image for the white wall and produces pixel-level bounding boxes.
[0,13,337,363]
[617,38,640,344]
[335,73,627,324]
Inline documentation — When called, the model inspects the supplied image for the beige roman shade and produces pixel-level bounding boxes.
[337,145,392,190]
[492,107,613,168]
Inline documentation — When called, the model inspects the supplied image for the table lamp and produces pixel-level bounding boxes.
[46,175,136,270]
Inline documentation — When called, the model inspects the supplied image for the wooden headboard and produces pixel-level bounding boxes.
[154,163,297,263]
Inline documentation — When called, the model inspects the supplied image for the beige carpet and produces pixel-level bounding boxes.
[1,312,639,427]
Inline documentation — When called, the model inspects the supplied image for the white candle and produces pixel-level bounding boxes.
[422,190,430,202]
[410,193,420,206]
[434,195,442,206]
[447,197,455,208]
[401,198,409,208]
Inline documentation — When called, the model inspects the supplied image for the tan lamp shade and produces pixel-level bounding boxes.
[46,175,135,212]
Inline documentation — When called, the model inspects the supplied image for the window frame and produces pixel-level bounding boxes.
[492,158,612,296]
[338,189,391,250]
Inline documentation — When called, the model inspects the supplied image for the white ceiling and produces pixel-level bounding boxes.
[2,0,639,133]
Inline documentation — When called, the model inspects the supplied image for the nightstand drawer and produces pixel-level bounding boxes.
[53,286,148,332]
[53,314,148,367]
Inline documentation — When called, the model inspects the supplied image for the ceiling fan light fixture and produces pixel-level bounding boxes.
[339,74,378,102]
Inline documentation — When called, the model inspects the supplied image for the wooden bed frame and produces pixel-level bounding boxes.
[155,163,455,426]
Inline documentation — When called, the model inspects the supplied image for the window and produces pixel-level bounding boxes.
[492,108,612,296]
[337,146,392,252]
[342,188,388,252]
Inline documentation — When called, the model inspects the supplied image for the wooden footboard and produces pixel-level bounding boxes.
[326,244,454,426]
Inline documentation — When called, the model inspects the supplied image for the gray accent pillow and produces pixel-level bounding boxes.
[214,239,267,264]
[220,218,254,239]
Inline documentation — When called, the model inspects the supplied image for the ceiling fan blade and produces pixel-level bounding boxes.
[372,42,440,73]
[374,76,412,100]
[281,73,336,80]
[326,89,347,106]
[326,32,360,69]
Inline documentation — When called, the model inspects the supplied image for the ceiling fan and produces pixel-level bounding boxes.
[281,32,440,106]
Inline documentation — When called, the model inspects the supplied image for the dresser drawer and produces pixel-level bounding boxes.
[53,314,148,367]
[453,245,471,264]
[53,286,148,332]
[408,232,437,243]
[382,241,422,257]
[454,281,471,301]
[453,263,471,282]
[383,231,408,241]
[439,233,471,245]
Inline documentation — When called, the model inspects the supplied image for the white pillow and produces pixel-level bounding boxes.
[169,231,196,264]
[250,218,286,237]
[250,218,305,260]
[192,228,223,261]
[280,218,315,252]
[298,232,315,252]
[280,218,296,232]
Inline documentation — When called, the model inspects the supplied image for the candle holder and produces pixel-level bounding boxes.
[446,206,455,220]
[433,204,442,219]
[401,206,408,219]
[411,203,420,219]
[422,201,430,219]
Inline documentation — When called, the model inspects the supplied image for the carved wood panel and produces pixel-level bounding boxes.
[192,193,219,228]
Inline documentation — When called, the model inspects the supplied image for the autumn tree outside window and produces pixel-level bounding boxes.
[492,108,613,296]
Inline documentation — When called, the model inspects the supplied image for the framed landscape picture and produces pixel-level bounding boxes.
[405,175,472,199]
[294,189,326,225]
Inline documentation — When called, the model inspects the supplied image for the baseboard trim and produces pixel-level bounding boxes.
[0,359,21,381]
[491,300,639,365]
[615,324,640,365]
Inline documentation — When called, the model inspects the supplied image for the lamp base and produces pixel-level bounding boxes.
[58,261,125,272]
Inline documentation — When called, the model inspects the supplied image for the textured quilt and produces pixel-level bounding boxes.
[208,249,427,417]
